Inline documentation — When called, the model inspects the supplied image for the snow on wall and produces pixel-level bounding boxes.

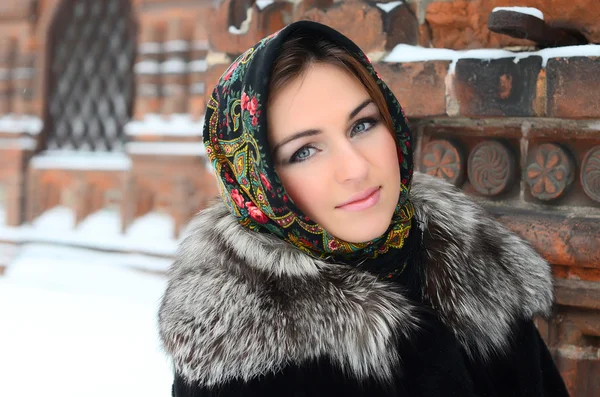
[138,42,162,54]
[0,137,37,150]
[376,1,403,13]
[125,113,204,136]
[134,60,160,74]
[30,151,132,171]
[163,40,190,52]
[161,58,188,74]
[126,142,206,156]
[189,60,208,72]
[229,8,253,35]
[492,6,544,20]
[0,114,43,135]
[256,0,274,10]
[385,44,600,71]
[12,68,35,79]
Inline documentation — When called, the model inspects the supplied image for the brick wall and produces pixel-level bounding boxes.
[0,0,598,394]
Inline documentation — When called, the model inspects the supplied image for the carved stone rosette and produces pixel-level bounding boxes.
[581,145,600,203]
[421,139,465,186]
[468,140,515,196]
[526,143,574,201]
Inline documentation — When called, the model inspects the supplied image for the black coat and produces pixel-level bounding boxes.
[159,173,569,397]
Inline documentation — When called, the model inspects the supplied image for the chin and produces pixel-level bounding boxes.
[331,216,392,244]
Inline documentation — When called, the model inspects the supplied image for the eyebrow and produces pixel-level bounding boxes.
[271,99,375,156]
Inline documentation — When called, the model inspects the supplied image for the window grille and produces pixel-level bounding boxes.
[45,0,136,151]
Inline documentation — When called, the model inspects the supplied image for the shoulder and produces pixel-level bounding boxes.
[158,173,555,388]
[158,202,418,388]
[410,172,554,357]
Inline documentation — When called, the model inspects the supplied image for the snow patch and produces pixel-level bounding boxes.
[229,25,244,35]
[0,241,18,265]
[492,6,544,20]
[125,212,176,253]
[0,243,172,396]
[134,60,160,74]
[385,43,600,71]
[138,42,162,54]
[256,0,274,10]
[0,68,10,80]
[0,206,178,257]
[161,58,188,74]
[77,208,121,239]
[189,59,208,72]
[32,206,75,231]
[385,45,457,63]
[30,151,132,171]
[126,142,206,156]
[0,137,37,150]
[376,1,403,13]
[587,121,600,131]
[534,45,600,66]
[229,8,253,35]
[0,114,43,134]
[190,82,206,94]
[125,113,204,136]
[163,40,190,52]
[12,68,35,79]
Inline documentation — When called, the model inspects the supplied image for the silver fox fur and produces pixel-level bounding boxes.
[158,172,553,387]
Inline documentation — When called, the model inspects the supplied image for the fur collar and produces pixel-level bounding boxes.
[158,172,553,387]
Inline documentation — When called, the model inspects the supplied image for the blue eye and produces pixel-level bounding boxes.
[351,117,379,137]
[290,146,317,163]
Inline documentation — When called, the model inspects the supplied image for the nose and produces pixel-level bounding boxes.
[333,140,370,184]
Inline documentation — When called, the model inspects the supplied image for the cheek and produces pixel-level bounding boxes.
[368,129,401,176]
[277,167,329,218]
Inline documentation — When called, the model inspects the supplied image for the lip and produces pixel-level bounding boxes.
[336,187,381,211]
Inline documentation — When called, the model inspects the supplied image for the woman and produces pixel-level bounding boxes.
[158,21,569,397]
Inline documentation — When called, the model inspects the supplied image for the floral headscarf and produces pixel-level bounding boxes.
[203,21,414,261]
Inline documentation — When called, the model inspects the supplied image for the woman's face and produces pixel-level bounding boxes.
[268,63,400,243]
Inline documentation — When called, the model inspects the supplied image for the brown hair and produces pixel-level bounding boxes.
[268,33,395,135]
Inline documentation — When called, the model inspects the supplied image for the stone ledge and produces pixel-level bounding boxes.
[489,208,600,270]
[554,278,600,310]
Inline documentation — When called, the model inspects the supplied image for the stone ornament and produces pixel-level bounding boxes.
[581,145,600,203]
[468,140,515,196]
[526,143,574,201]
[421,139,465,186]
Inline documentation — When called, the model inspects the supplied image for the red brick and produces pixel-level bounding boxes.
[300,1,387,54]
[385,3,419,50]
[292,0,334,21]
[453,56,543,117]
[492,210,600,269]
[0,0,36,20]
[207,0,291,55]
[547,57,600,119]
[425,0,600,50]
[375,61,449,117]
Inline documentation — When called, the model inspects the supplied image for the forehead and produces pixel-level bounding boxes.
[267,63,371,136]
